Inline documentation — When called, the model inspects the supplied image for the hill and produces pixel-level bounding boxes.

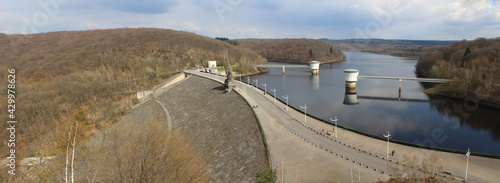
[237,39,346,63]
[0,28,267,180]
[415,37,500,108]
[322,38,457,58]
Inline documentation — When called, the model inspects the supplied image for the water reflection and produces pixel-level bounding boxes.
[249,52,500,155]
[428,95,500,141]
[343,86,359,105]
[310,74,320,90]
[343,93,359,105]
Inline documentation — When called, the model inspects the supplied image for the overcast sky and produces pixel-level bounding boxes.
[1,0,499,40]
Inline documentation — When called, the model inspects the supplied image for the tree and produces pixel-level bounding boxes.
[215,37,229,41]
[309,49,313,58]
[462,47,472,68]
[228,40,239,46]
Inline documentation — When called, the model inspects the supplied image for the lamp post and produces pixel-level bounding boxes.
[383,131,391,158]
[270,88,276,102]
[253,79,258,88]
[300,104,307,124]
[465,148,470,180]
[282,95,289,111]
[246,76,250,85]
[329,116,338,138]
[261,83,267,95]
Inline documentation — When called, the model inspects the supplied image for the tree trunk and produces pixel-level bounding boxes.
[71,122,78,183]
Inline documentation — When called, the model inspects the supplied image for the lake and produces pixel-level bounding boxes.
[247,52,500,156]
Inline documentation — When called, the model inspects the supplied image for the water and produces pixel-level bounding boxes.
[247,52,500,156]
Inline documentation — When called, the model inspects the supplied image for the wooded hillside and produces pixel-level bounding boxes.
[415,37,500,107]
[322,38,456,58]
[237,39,346,63]
[0,28,267,181]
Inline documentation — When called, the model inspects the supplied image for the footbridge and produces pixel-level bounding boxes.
[343,94,446,105]
[344,69,452,94]
[357,76,452,83]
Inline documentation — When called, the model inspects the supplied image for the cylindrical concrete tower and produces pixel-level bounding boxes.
[309,61,320,75]
[344,69,359,92]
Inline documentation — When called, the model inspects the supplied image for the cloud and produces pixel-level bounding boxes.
[96,0,178,14]
[1,0,499,40]
[183,22,200,31]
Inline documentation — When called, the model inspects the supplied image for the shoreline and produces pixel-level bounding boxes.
[240,66,500,157]
[202,68,500,158]
[189,70,500,182]
[248,79,500,158]
[423,85,500,110]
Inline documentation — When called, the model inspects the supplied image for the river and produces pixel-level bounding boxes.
[247,52,500,156]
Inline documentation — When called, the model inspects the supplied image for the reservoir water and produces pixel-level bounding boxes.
[247,52,500,156]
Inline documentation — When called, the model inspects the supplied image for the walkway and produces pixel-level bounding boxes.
[256,65,309,68]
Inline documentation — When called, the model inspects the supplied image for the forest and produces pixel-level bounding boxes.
[237,38,346,63]
[322,38,456,58]
[415,37,500,108]
[0,28,267,181]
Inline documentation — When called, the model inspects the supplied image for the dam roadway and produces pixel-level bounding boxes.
[187,70,500,183]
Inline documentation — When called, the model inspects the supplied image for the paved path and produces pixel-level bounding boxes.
[188,70,500,183]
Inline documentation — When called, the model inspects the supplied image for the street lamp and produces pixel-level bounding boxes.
[261,83,267,95]
[245,76,250,85]
[270,88,277,102]
[300,104,307,124]
[465,148,470,180]
[282,95,289,111]
[383,131,391,158]
[329,116,338,139]
[253,79,258,88]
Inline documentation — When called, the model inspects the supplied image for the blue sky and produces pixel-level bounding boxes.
[1,0,499,40]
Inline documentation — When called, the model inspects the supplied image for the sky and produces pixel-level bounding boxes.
[1,0,499,40]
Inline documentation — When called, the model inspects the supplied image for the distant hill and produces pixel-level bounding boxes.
[321,38,458,58]
[237,39,346,63]
[0,28,267,164]
[1,28,267,79]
